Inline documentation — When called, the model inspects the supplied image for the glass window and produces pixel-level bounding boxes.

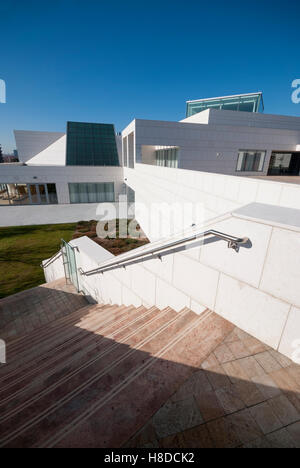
[236,150,266,172]
[0,183,58,205]
[0,184,10,205]
[186,93,263,117]
[68,182,115,204]
[47,184,58,204]
[155,147,178,168]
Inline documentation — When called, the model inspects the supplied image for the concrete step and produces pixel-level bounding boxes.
[0,297,235,448]
[0,305,155,402]
[0,306,187,447]
[3,303,128,371]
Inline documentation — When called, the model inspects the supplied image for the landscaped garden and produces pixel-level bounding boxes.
[0,219,149,298]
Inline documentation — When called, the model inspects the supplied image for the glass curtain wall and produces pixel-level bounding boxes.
[66,122,120,166]
[186,93,263,117]
[68,182,115,204]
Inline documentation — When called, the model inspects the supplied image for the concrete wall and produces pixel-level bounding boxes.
[0,201,131,227]
[44,203,300,361]
[42,254,65,283]
[122,116,300,176]
[124,164,300,241]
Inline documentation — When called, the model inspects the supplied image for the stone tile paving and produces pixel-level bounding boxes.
[0,279,88,341]
[125,326,300,448]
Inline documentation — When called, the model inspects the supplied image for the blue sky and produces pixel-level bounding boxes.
[0,0,299,152]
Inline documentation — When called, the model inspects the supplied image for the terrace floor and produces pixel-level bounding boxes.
[126,328,300,448]
[250,175,300,185]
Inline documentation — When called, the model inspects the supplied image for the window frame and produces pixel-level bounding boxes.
[236,150,266,173]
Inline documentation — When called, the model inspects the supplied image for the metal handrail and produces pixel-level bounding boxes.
[41,250,62,269]
[79,229,249,277]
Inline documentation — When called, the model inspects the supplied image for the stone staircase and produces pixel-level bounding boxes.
[1,280,300,448]
[0,279,234,448]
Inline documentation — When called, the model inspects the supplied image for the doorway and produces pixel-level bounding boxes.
[268,152,300,176]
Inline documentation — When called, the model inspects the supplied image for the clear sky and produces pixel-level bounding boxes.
[0,0,299,152]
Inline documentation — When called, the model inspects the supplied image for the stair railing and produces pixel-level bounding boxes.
[79,229,249,277]
[40,250,62,269]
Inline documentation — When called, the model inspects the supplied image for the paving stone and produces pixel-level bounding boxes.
[124,421,158,448]
[227,340,251,359]
[194,390,225,422]
[254,351,282,374]
[233,380,266,407]
[213,344,235,364]
[249,402,283,434]
[204,365,231,390]
[207,417,241,448]
[223,329,241,344]
[171,370,212,401]
[153,397,203,439]
[201,353,219,370]
[251,373,282,400]
[242,436,272,448]
[159,424,214,448]
[266,428,297,448]
[215,385,246,414]
[268,395,300,426]
[269,349,293,368]
[222,360,249,384]
[270,367,300,393]
[237,356,266,379]
[226,408,263,444]
[243,336,267,355]
[286,421,300,448]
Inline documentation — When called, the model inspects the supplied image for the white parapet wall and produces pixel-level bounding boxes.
[42,253,65,283]
[43,202,300,361]
[0,202,133,227]
[124,164,300,241]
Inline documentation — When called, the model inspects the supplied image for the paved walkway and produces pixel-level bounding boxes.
[126,327,300,448]
[0,279,88,341]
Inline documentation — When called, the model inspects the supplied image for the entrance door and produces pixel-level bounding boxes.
[61,240,79,292]
[268,152,300,176]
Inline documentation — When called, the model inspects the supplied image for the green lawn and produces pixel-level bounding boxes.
[0,223,76,299]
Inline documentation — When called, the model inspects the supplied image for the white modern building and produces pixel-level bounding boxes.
[1,93,300,448]
[1,92,300,227]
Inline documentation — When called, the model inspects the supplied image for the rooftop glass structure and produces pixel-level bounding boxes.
[66,122,119,166]
[186,92,264,117]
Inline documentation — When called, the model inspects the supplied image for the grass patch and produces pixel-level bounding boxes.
[0,223,76,299]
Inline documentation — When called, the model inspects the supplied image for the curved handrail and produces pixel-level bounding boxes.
[79,229,249,277]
